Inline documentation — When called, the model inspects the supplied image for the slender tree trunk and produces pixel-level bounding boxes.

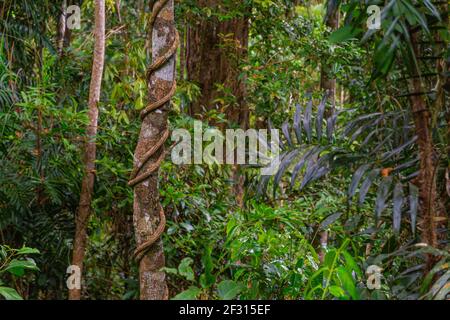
[434,0,449,247]
[179,21,186,81]
[321,2,340,115]
[57,0,67,56]
[69,0,105,300]
[408,32,438,253]
[319,2,339,263]
[130,0,177,300]
[36,104,44,205]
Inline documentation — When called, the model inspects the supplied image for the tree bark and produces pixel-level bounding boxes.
[408,32,438,253]
[186,0,249,129]
[56,0,67,56]
[434,0,449,248]
[186,1,249,208]
[69,0,105,300]
[131,0,177,300]
[319,2,339,262]
[321,2,340,115]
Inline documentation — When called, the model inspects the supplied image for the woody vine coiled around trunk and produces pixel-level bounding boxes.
[128,0,179,263]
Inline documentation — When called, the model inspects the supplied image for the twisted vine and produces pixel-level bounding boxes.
[129,0,179,263]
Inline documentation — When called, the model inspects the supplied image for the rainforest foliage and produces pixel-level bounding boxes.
[0,0,449,300]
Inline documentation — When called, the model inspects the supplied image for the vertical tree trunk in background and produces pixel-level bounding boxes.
[318,2,339,263]
[409,32,438,256]
[186,0,249,129]
[69,0,105,300]
[57,0,75,54]
[321,2,339,113]
[186,1,249,208]
[434,1,449,247]
[179,21,186,81]
[131,0,177,300]
[56,0,67,55]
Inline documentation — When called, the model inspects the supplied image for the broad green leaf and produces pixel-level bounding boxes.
[217,280,244,300]
[0,287,23,300]
[5,259,39,277]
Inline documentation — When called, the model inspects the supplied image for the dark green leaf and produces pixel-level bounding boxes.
[303,99,312,143]
[393,182,404,235]
[348,164,371,201]
[359,169,381,206]
[319,212,343,230]
[409,183,419,235]
[375,177,393,221]
[329,25,362,44]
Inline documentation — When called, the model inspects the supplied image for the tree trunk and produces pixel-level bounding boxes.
[56,0,67,56]
[408,32,438,253]
[69,0,105,300]
[321,2,340,115]
[434,0,449,248]
[319,2,339,262]
[186,0,249,129]
[179,20,186,81]
[186,1,249,208]
[130,0,177,300]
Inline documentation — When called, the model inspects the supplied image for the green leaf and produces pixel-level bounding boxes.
[434,281,450,300]
[0,287,23,300]
[217,280,244,300]
[329,26,362,44]
[172,286,201,300]
[319,212,343,230]
[409,183,419,235]
[16,247,40,255]
[329,285,346,299]
[348,164,371,201]
[178,258,195,281]
[358,169,380,206]
[0,246,7,260]
[421,261,449,295]
[324,249,337,269]
[337,266,358,300]
[375,176,393,221]
[200,246,215,289]
[342,250,362,278]
[5,259,39,277]
[160,267,178,275]
[393,182,404,235]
